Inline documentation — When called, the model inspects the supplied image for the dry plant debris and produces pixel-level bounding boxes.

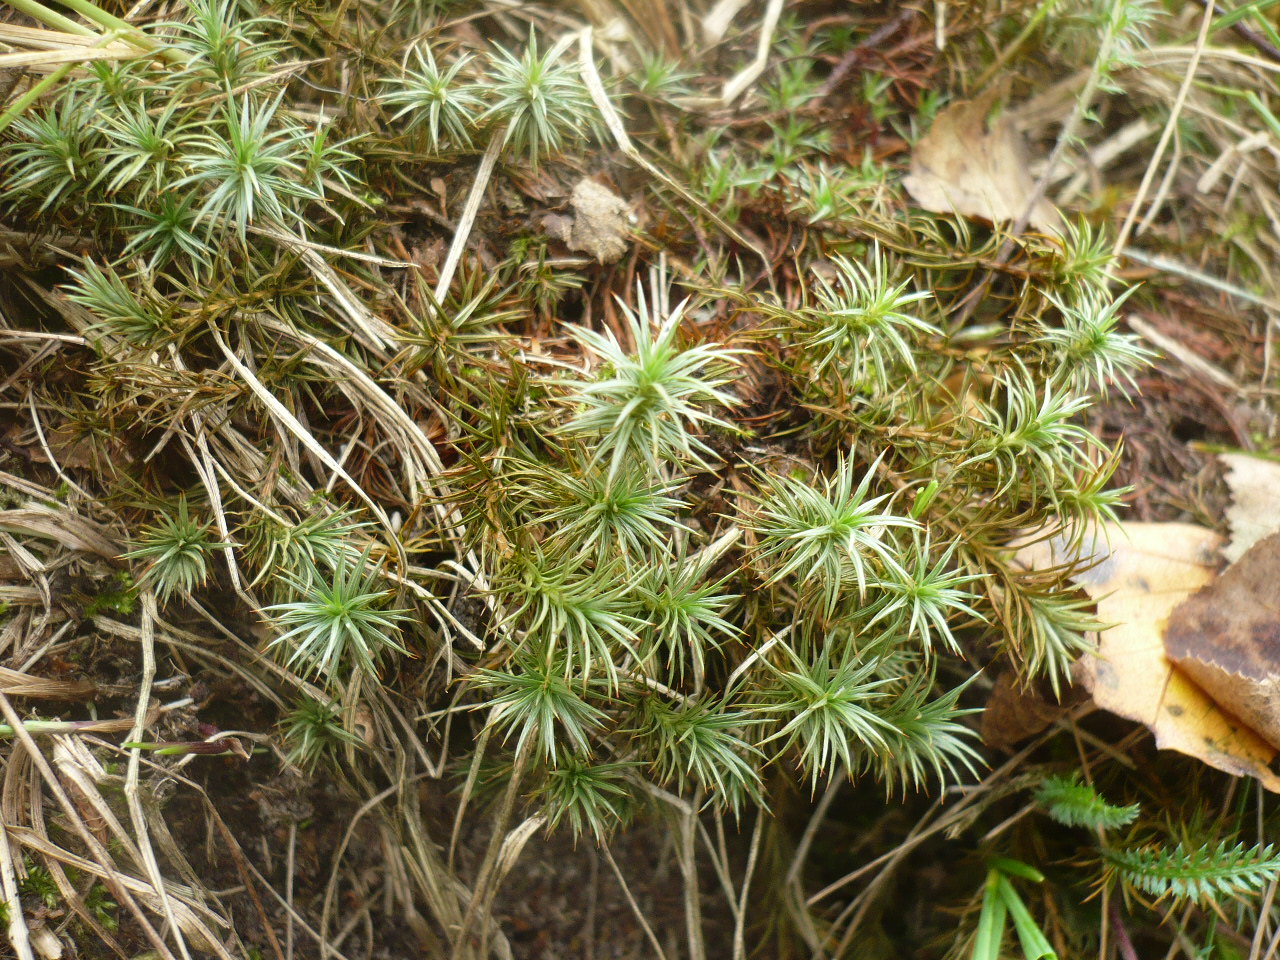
[1015,523,1280,791]
[542,177,632,263]
[979,671,1076,752]
[1166,532,1280,752]
[902,90,1060,233]
[2,0,1280,958]
[1015,455,1280,792]
[1220,451,1280,563]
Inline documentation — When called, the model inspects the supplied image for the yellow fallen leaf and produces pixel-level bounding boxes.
[1015,522,1280,792]
[903,90,1059,233]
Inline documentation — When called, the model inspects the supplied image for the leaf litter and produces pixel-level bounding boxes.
[1219,451,1280,563]
[1165,532,1280,753]
[903,89,1060,233]
[1016,448,1280,791]
[1015,522,1280,792]
[541,177,632,264]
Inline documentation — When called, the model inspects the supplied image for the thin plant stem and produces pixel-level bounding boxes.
[44,0,142,40]
[451,744,531,960]
[680,801,706,960]
[954,0,1128,325]
[0,61,76,135]
[972,0,1063,91]
[1112,0,1215,257]
[602,844,670,960]
[732,811,765,960]
[1,0,94,37]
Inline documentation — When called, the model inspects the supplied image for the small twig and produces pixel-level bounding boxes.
[702,0,751,45]
[448,726,489,874]
[1190,0,1280,64]
[147,60,323,116]
[321,777,429,957]
[0,331,87,345]
[806,708,1090,908]
[1264,911,1280,960]
[249,225,411,268]
[979,800,1039,844]
[0,61,76,136]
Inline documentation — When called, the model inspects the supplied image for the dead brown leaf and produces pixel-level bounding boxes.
[44,423,132,471]
[903,90,1059,233]
[1015,522,1280,791]
[1165,531,1280,750]
[980,671,1077,751]
[543,178,631,264]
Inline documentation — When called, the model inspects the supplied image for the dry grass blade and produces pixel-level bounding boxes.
[1113,3,1216,254]
[0,507,119,558]
[125,591,195,960]
[466,815,545,960]
[209,323,407,569]
[433,136,503,307]
[0,811,35,960]
[288,246,402,354]
[578,27,769,266]
[7,826,231,953]
[0,693,178,959]
[718,0,782,104]
[0,667,95,700]
[0,45,136,68]
[0,22,142,68]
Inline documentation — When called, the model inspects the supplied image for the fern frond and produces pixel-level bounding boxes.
[1035,774,1138,830]
[1102,841,1280,905]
